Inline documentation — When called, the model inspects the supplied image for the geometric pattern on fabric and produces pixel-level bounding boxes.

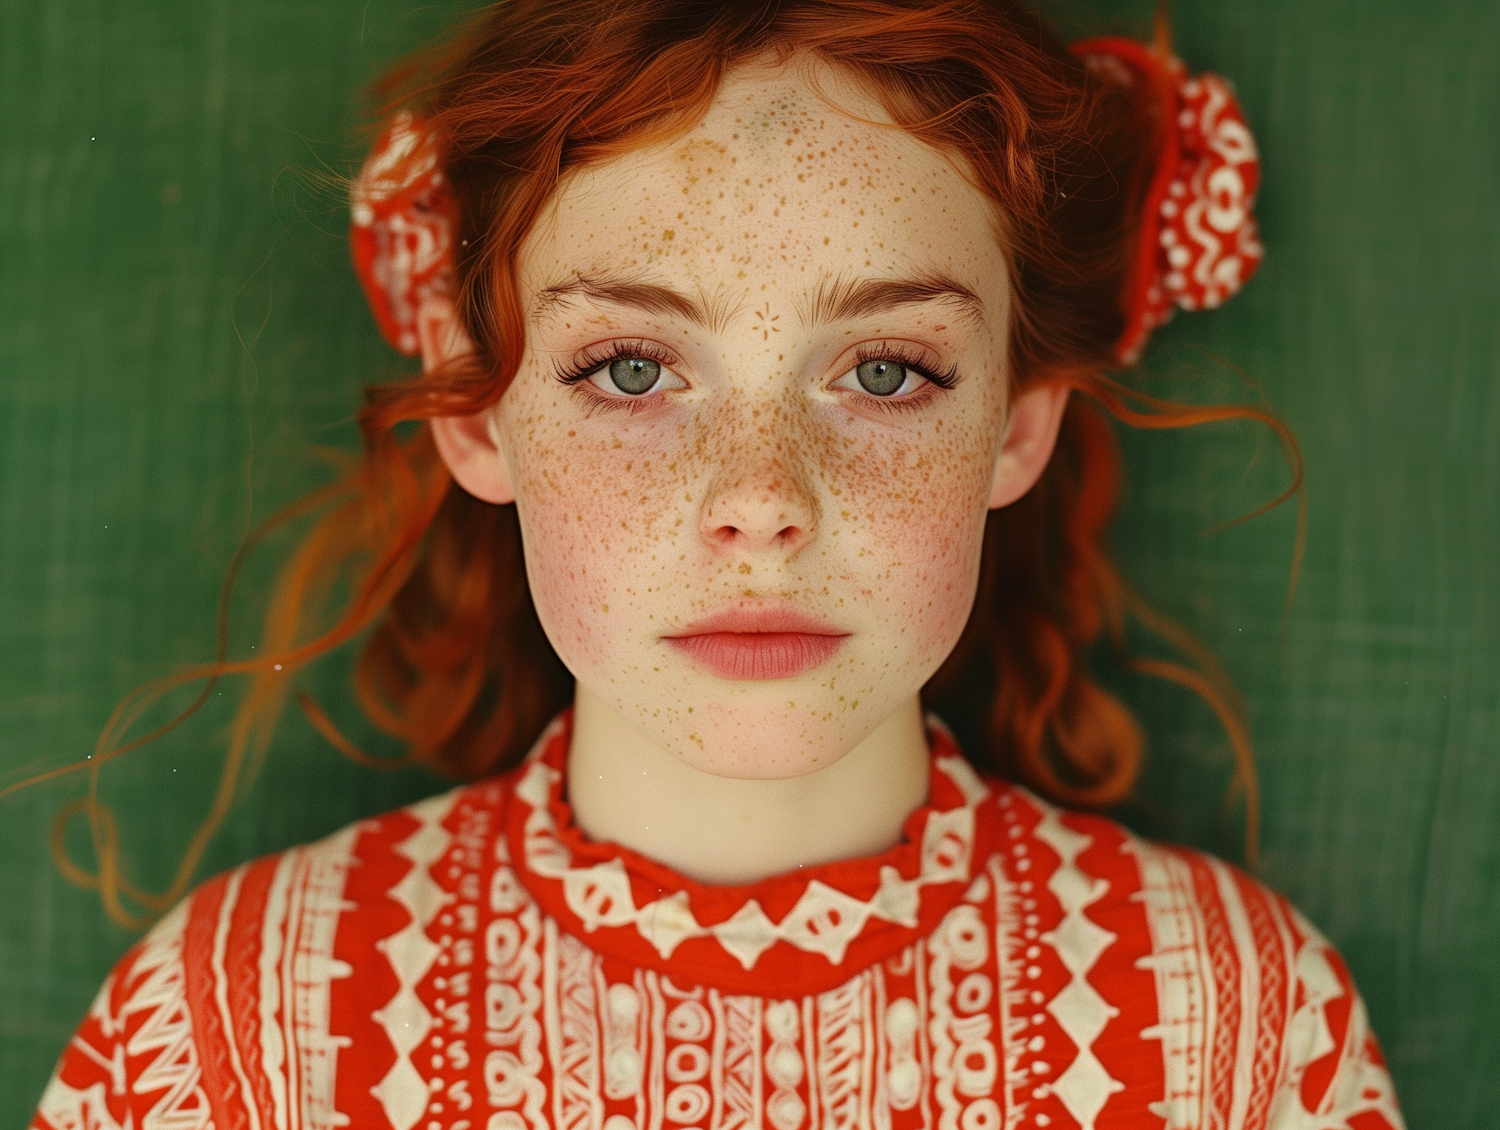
[1071,38,1266,365]
[34,826,358,1130]
[348,111,454,357]
[510,713,995,988]
[32,711,1406,1130]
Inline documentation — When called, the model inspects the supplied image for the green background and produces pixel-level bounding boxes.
[0,0,1494,1123]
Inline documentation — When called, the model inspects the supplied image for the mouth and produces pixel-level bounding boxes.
[661,603,850,681]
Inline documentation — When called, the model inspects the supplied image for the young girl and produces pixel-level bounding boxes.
[30,1,1405,1127]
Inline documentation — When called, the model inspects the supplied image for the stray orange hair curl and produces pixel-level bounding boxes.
[12,0,1300,928]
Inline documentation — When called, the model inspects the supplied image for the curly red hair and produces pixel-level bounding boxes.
[36,0,1299,928]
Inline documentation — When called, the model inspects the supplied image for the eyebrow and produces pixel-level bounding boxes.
[803,271,987,331]
[530,269,987,334]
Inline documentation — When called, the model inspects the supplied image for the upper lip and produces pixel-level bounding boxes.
[662,602,849,638]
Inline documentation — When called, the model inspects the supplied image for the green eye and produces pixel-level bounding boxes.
[608,357,661,394]
[855,359,907,396]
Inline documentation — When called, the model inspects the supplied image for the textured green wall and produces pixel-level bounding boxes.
[1,0,1495,1124]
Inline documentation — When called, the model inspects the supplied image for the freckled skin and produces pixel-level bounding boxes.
[496,55,1013,784]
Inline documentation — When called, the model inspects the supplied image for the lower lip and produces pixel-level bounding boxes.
[664,632,848,680]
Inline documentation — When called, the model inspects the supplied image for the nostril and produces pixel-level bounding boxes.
[704,522,808,553]
[707,523,746,550]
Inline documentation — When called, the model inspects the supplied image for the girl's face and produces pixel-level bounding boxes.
[469,57,1044,779]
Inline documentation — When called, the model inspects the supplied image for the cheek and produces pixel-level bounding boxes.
[502,397,685,672]
[834,416,996,659]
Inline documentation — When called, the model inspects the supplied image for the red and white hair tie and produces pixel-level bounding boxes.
[1072,37,1265,364]
[350,110,455,356]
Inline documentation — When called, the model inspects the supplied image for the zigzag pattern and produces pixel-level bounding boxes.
[1032,807,1123,1130]
[370,795,456,1130]
[815,976,869,1128]
[515,744,991,969]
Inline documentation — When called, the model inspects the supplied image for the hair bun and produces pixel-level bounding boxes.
[350,111,455,356]
[1073,38,1265,365]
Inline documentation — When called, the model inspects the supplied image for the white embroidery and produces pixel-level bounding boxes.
[712,991,763,1130]
[37,969,133,1130]
[765,1000,807,1130]
[1030,805,1122,1130]
[289,827,359,1130]
[349,112,438,222]
[516,727,990,969]
[547,923,606,1130]
[643,972,669,1130]
[883,990,922,1113]
[660,984,714,1128]
[483,901,548,1130]
[986,850,1032,1130]
[713,900,782,969]
[117,903,211,1130]
[371,793,456,1130]
[1130,839,1212,1130]
[815,975,874,1128]
[349,111,452,354]
[781,881,877,964]
[602,978,645,1103]
[211,866,264,1130]
[1130,838,1344,1130]
[928,901,1002,1130]
[1210,857,1264,1130]
[34,1079,127,1130]
[260,852,294,1130]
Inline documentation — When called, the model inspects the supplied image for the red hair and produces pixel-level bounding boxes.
[29,0,1299,928]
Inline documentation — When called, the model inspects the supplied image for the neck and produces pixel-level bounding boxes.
[566,685,932,885]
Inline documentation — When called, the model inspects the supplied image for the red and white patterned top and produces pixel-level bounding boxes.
[32,712,1403,1130]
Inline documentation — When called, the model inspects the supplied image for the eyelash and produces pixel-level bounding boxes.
[553,339,679,416]
[553,338,677,387]
[849,342,959,415]
[552,338,960,415]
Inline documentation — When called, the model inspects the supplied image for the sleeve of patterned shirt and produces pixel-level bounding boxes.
[1263,908,1405,1130]
[28,822,364,1130]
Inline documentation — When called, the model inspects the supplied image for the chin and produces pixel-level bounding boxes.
[660,694,880,781]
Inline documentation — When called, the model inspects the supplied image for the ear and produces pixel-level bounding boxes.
[421,295,516,505]
[987,382,1071,509]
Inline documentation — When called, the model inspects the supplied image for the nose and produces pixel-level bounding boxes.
[699,453,818,556]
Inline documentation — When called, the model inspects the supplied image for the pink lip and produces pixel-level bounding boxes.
[663,604,850,680]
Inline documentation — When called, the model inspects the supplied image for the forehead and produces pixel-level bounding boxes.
[519,56,1006,311]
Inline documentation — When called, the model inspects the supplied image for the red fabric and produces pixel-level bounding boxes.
[349,111,455,357]
[32,711,1403,1130]
[1073,39,1266,364]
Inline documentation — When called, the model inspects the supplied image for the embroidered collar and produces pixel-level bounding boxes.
[504,710,999,996]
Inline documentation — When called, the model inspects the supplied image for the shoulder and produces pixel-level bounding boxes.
[168,769,518,1009]
[166,773,505,982]
[980,780,1405,1130]
[31,773,516,1130]
[984,774,1324,974]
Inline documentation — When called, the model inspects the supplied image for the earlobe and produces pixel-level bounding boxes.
[987,382,1071,509]
[421,296,516,506]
